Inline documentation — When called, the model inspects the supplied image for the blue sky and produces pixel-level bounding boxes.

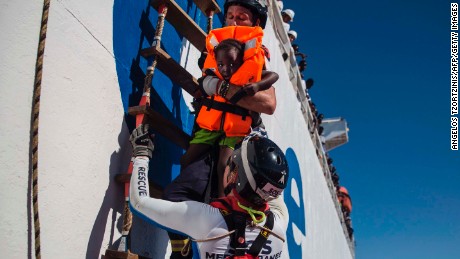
[282,0,460,258]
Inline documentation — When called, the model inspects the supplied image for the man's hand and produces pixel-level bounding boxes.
[130,124,154,159]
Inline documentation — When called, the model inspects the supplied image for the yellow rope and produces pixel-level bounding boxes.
[30,1,50,258]
[237,202,266,224]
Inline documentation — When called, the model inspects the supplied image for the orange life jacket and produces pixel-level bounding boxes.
[196,26,265,137]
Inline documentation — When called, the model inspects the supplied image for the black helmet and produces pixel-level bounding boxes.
[230,135,289,205]
[224,0,268,29]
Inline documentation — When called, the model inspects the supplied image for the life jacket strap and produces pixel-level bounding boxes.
[201,98,249,120]
[228,88,248,104]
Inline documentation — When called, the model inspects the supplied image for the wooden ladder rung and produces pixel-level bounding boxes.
[150,0,206,51]
[115,173,164,199]
[193,0,221,14]
[140,45,199,96]
[128,105,191,150]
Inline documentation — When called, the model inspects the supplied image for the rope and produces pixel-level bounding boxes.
[143,5,168,93]
[253,225,285,242]
[206,10,214,33]
[237,201,266,224]
[181,230,235,256]
[30,1,50,258]
[191,230,235,242]
[181,239,191,257]
[122,197,132,233]
[186,224,285,244]
[121,4,169,247]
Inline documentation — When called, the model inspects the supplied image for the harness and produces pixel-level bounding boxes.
[212,199,275,259]
[180,197,284,258]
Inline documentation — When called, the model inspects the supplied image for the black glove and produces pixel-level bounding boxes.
[129,124,154,159]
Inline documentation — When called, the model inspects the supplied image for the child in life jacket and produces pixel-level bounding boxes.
[181,28,278,197]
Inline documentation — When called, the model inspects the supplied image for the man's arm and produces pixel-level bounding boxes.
[197,75,277,114]
[241,71,279,96]
[226,85,276,115]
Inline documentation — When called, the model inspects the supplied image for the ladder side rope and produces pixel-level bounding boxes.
[144,5,168,93]
[30,0,50,258]
[123,3,169,240]
[121,195,132,237]
[207,10,214,33]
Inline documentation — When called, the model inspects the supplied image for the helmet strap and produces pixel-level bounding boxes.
[237,201,266,224]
